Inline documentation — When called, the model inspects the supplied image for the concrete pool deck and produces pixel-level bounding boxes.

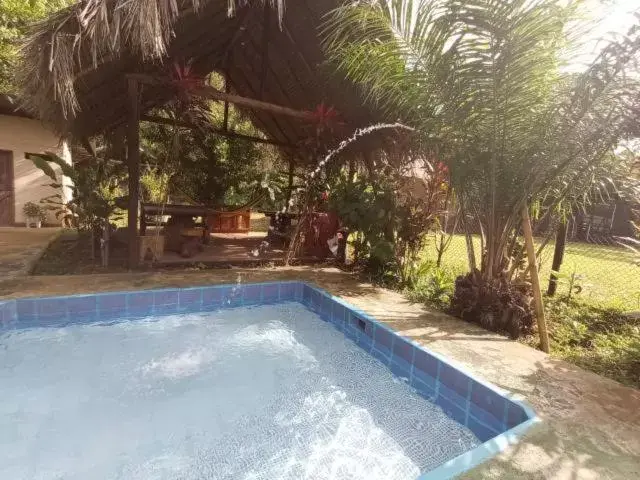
[0,227,60,278]
[1,266,638,479]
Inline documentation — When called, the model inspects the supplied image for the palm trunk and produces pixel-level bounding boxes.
[522,206,550,353]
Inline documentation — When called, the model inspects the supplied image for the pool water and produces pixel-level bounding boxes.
[0,302,480,480]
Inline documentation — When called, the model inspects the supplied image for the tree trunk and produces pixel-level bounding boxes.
[547,221,568,296]
[102,219,110,268]
[459,204,476,271]
[522,206,550,353]
[284,158,294,213]
[127,78,141,268]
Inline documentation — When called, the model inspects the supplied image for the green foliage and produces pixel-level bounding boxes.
[140,167,171,204]
[29,152,126,231]
[22,201,45,221]
[540,297,640,388]
[405,260,455,309]
[0,0,73,93]
[140,74,287,208]
[550,264,590,299]
[324,0,639,297]
[329,175,396,270]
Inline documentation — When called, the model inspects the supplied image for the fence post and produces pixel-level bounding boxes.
[522,206,550,353]
[547,221,568,295]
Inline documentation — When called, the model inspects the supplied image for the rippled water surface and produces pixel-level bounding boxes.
[0,302,479,480]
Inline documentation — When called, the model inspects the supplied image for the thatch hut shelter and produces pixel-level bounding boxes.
[19,0,396,266]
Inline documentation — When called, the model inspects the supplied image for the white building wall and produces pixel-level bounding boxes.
[0,114,71,225]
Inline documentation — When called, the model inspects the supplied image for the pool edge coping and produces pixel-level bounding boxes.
[302,281,541,480]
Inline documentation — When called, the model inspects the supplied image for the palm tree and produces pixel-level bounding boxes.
[323,0,639,341]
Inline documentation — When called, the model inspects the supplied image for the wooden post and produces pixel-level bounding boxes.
[547,221,568,296]
[522,206,550,353]
[127,78,141,268]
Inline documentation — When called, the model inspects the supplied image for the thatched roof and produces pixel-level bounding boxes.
[18,0,385,147]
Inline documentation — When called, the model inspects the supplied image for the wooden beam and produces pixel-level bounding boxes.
[522,206,550,353]
[127,78,141,268]
[128,73,315,121]
[140,114,297,148]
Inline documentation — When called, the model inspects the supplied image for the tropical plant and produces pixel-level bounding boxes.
[0,0,74,92]
[550,264,590,299]
[324,0,640,339]
[22,201,46,222]
[29,151,126,264]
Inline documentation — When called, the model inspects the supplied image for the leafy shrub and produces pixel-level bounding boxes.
[449,270,535,339]
[542,296,640,388]
[405,261,456,309]
[23,201,46,221]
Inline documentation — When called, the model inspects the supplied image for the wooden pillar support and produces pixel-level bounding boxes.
[127,78,141,268]
[522,206,550,353]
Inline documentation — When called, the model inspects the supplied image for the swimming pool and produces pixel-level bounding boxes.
[0,281,538,479]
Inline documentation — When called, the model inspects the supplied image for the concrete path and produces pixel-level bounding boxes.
[0,227,59,278]
[0,266,638,479]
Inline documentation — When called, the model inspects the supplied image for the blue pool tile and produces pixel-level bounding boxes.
[242,285,262,305]
[154,289,179,306]
[16,299,36,317]
[348,313,368,335]
[331,303,345,328]
[469,402,506,433]
[468,416,500,442]
[438,383,469,413]
[179,289,202,311]
[97,293,127,317]
[66,296,97,316]
[357,333,373,352]
[201,286,224,307]
[412,376,436,399]
[262,284,279,303]
[506,401,528,428]
[320,295,333,320]
[471,381,506,423]
[414,349,440,379]
[37,298,67,318]
[440,363,471,399]
[364,318,374,338]
[311,290,322,312]
[127,291,154,316]
[155,303,179,315]
[343,321,359,342]
[374,326,393,350]
[435,392,467,426]
[390,357,411,379]
[371,346,391,365]
[393,339,414,364]
[302,284,313,304]
[280,283,296,301]
[294,283,304,301]
[412,366,437,389]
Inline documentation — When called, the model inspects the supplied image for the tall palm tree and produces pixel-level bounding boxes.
[324,0,638,281]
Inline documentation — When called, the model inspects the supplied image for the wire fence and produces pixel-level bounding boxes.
[422,233,640,311]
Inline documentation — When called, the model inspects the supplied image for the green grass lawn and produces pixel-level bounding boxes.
[423,234,640,310]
